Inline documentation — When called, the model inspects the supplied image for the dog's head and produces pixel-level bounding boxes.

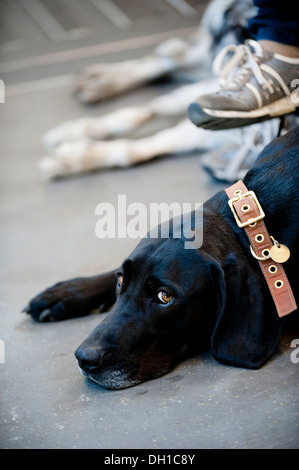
[75,235,217,389]
[75,210,282,389]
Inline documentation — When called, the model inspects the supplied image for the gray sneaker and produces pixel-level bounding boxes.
[189,40,299,130]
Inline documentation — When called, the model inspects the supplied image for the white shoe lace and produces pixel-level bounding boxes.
[212,39,275,93]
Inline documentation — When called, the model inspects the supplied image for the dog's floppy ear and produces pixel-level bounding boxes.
[210,256,282,369]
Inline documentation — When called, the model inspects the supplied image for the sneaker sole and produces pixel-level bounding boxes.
[188,96,297,130]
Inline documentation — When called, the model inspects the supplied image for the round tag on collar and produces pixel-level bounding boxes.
[269,244,290,264]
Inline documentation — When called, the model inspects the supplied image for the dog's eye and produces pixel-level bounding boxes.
[117,274,124,288]
[157,291,173,304]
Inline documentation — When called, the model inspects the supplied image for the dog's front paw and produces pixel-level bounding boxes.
[43,119,92,150]
[73,63,125,103]
[39,141,90,179]
[22,278,102,322]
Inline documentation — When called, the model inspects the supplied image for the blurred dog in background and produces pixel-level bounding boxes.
[39,0,291,182]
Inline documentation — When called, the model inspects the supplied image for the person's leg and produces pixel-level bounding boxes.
[188,0,299,130]
[249,0,299,56]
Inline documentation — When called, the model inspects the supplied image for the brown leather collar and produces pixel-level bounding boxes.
[226,180,297,318]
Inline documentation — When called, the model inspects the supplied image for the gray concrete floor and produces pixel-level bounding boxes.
[0,0,298,450]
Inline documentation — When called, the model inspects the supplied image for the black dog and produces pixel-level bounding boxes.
[25,127,299,389]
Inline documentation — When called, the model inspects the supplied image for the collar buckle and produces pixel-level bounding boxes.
[228,190,265,228]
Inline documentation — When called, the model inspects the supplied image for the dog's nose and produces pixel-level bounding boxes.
[74,345,103,373]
